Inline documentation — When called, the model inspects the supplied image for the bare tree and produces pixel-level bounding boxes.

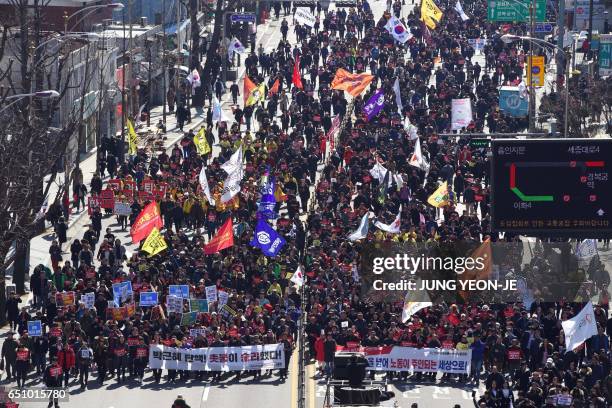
[0,0,98,323]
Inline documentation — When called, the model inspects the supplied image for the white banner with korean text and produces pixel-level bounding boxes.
[338,346,471,374]
[148,343,285,371]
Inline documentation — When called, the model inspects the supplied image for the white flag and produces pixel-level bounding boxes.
[186,69,201,91]
[212,96,230,123]
[384,16,412,44]
[294,8,316,27]
[451,98,473,130]
[227,37,246,60]
[375,205,402,233]
[454,0,470,21]
[221,168,243,203]
[369,162,388,184]
[221,147,243,176]
[404,118,418,140]
[220,147,244,203]
[562,302,598,353]
[393,78,403,115]
[576,239,597,259]
[290,266,304,287]
[408,138,430,173]
[402,299,433,323]
[199,167,215,206]
[348,213,370,241]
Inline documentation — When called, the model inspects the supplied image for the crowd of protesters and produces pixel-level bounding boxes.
[2,0,611,407]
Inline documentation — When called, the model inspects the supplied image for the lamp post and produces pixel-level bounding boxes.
[64,3,125,34]
[0,91,60,114]
[501,34,571,138]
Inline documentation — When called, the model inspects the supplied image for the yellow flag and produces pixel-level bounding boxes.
[127,119,138,155]
[141,227,167,257]
[193,127,211,155]
[421,0,443,29]
[427,181,449,208]
[246,83,265,107]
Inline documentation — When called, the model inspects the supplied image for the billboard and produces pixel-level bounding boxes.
[491,139,612,236]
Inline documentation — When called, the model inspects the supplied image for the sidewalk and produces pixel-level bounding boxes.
[18,11,284,296]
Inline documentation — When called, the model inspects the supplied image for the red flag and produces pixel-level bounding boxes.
[268,78,280,98]
[130,202,163,244]
[244,76,257,105]
[292,56,303,89]
[204,217,234,254]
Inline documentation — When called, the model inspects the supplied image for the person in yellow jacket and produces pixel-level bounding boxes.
[267,280,283,298]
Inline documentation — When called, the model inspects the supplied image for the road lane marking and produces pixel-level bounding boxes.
[291,346,299,408]
[201,384,210,402]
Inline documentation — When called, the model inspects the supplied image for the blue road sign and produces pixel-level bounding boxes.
[535,23,554,33]
[230,13,256,23]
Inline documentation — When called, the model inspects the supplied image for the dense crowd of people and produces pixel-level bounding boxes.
[2,0,611,407]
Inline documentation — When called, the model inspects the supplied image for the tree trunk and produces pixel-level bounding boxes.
[190,0,204,107]
[201,0,226,93]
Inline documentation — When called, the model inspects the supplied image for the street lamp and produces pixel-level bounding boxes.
[64,3,125,34]
[501,34,571,138]
[34,32,101,54]
[0,91,60,114]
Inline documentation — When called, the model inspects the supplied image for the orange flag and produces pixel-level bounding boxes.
[268,78,280,98]
[130,201,163,244]
[331,68,375,97]
[244,76,256,105]
[292,56,303,89]
[204,217,234,254]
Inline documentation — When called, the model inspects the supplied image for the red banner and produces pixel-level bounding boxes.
[99,189,115,209]
[204,218,234,254]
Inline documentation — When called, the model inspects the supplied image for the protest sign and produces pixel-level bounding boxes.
[148,343,285,371]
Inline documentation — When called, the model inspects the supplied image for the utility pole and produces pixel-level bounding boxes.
[587,0,594,60]
[128,0,134,118]
[162,0,167,124]
[528,0,536,132]
[147,38,152,127]
[96,32,106,172]
[175,0,181,106]
[557,0,566,93]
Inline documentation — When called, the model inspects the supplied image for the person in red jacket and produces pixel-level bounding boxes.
[314,334,325,377]
[57,342,76,387]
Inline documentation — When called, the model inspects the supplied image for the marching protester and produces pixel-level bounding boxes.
[4,0,610,407]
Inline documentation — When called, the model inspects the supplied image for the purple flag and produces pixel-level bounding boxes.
[363,88,385,121]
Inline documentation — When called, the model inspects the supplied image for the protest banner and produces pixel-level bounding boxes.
[335,346,471,374]
[27,320,43,337]
[56,291,76,306]
[451,98,473,130]
[81,292,95,309]
[166,295,183,314]
[112,281,133,306]
[294,8,316,26]
[169,284,190,299]
[189,299,209,313]
[148,343,285,371]
[99,189,115,209]
[189,328,207,338]
[113,201,132,216]
[181,311,198,326]
[217,290,229,307]
[140,292,159,306]
[205,285,218,303]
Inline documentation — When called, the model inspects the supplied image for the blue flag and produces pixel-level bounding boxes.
[250,219,286,257]
[257,174,278,219]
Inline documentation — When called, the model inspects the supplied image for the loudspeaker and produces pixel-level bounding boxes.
[332,352,367,380]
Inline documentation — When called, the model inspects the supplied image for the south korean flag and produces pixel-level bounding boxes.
[384,16,413,44]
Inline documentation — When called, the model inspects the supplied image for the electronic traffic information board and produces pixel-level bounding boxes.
[491,139,612,236]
